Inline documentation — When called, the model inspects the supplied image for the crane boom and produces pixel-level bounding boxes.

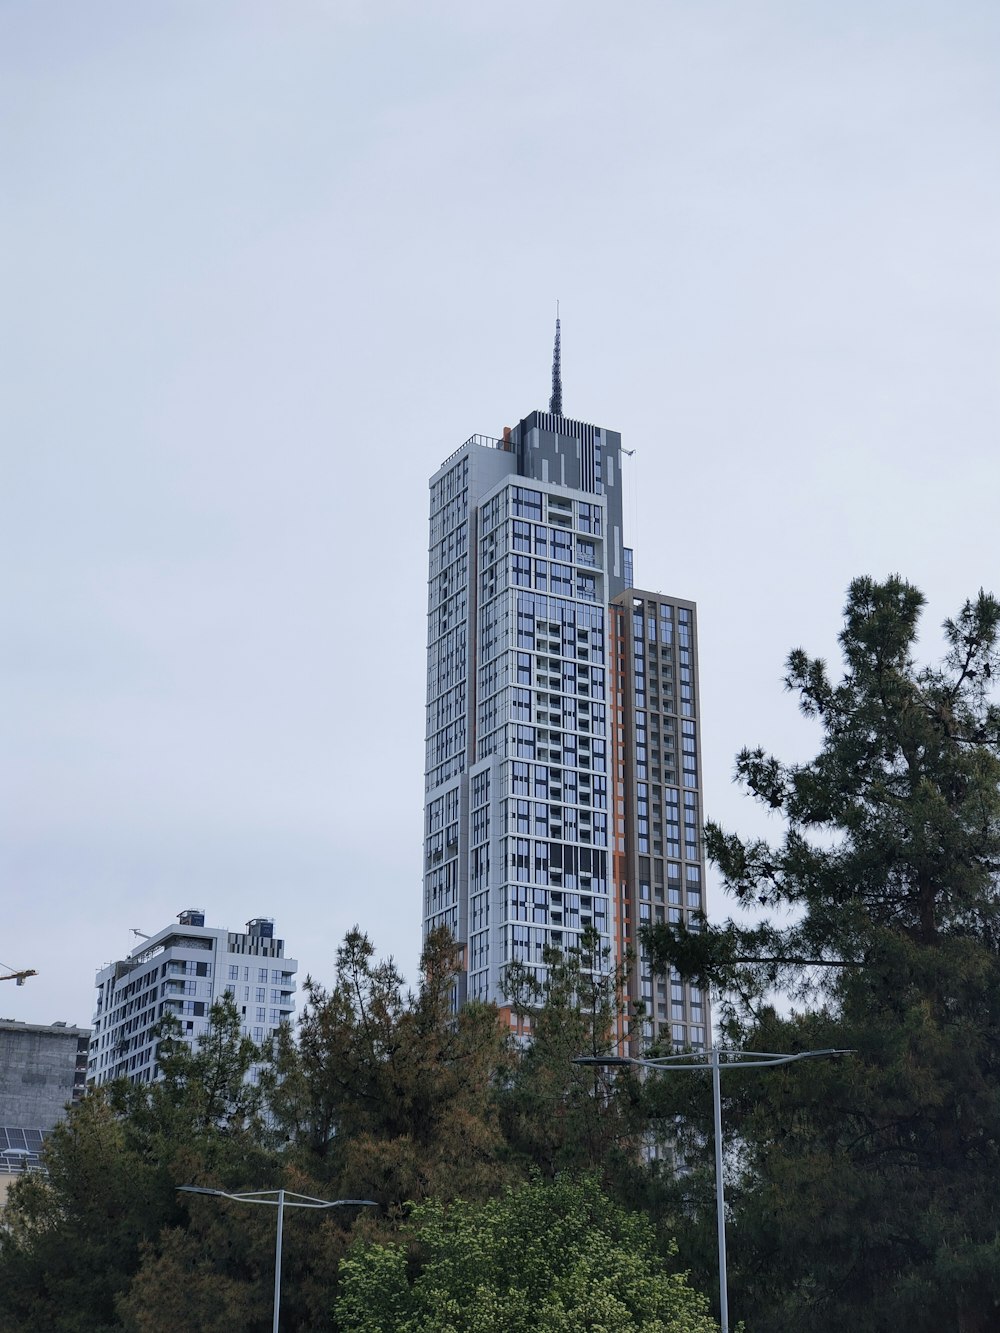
[0,963,37,986]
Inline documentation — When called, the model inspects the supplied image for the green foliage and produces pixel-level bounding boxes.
[107,993,273,1174]
[154,990,269,1134]
[499,927,645,1181]
[0,928,705,1329]
[642,577,1000,1332]
[267,926,512,1208]
[643,576,1000,1010]
[335,1174,719,1332]
[0,995,279,1331]
[0,1092,180,1332]
[116,1222,263,1333]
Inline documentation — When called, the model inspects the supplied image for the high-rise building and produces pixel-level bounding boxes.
[423,330,709,1048]
[89,910,297,1087]
[609,591,710,1050]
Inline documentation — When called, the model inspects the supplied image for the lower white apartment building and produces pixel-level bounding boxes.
[88,909,297,1087]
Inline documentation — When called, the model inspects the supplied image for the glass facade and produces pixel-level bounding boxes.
[423,416,709,1047]
[467,484,613,1003]
[611,592,708,1052]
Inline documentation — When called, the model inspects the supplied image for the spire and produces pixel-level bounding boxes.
[549,305,562,417]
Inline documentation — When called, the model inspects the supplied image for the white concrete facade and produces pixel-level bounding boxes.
[89,910,297,1086]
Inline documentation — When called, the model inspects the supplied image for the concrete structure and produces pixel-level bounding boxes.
[89,910,297,1087]
[0,1019,89,1131]
[422,382,710,1050]
[1,1020,89,1201]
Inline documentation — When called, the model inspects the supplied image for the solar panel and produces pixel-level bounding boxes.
[0,1127,48,1153]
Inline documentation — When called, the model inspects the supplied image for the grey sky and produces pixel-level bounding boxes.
[3,2,998,1026]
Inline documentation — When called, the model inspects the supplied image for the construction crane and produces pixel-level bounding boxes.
[0,959,36,986]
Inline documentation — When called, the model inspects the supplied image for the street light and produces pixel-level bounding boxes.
[574,1046,852,1333]
[177,1185,376,1333]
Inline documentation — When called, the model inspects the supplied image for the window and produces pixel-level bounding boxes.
[512,487,543,520]
[551,530,572,561]
[576,573,597,602]
[228,964,239,980]
[550,564,572,596]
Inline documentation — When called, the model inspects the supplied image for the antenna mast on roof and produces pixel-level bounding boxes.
[549,303,563,416]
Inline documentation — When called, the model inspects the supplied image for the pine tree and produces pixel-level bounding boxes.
[266,926,512,1207]
[499,926,645,1180]
[642,576,1000,1332]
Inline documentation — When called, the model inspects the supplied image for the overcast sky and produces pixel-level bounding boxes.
[3,1,998,1027]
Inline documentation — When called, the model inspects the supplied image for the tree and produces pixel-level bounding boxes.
[266,926,512,1207]
[499,927,646,1181]
[642,577,1000,1333]
[116,1162,355,1333]
[154,990,269,1133]
[114,996,350,1332]
[0,1092,180,1332]
[0,996,285,1331]
[116,1222,265,1333]
[0,935,509,1330]
[335,1174,720,1333]
[108,993,271,1156]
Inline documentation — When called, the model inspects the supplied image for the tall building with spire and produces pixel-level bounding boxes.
[423,328,709,1050]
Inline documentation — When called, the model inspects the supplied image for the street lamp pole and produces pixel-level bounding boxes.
[574,1046,851,1333]
[177,1185,376,1333]
[273,1189,285,1333]
[710,1047,727,1330]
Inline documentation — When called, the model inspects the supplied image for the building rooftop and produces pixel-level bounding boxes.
[0,1019,90,1036]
